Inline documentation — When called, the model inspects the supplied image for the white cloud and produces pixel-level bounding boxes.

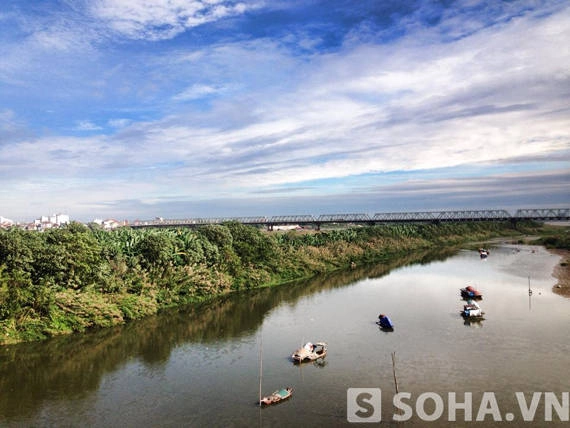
[89,0,257,40]
[74,120,103,131]
[108,118,132,128]
[172,83,226,101]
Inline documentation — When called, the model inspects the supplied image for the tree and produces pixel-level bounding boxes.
[135,233,175,269]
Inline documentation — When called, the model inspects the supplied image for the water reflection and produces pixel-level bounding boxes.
[0,248,455,421]
[463,317,485,327]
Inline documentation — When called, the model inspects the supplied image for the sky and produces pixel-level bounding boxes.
[1,0,569,223]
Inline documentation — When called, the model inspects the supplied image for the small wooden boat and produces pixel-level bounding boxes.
[461,300,484,318]
[460,285,483,300]
[259,387,293,406]
[291,342,327,363]
[376,314,394,330]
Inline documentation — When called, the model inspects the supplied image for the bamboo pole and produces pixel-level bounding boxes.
[258,333,263,405]
[528,275,533,311]
[391,351,402,420]
[391,351,399,394]
[528,275,532,295]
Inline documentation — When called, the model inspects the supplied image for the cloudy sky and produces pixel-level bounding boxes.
[1,0,569,222]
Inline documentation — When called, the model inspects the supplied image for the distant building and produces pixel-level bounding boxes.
[273,224,302,231]
[92,218,125,230]
[0,216,15,229]
[52,214,70,224]
[34,213,70,231]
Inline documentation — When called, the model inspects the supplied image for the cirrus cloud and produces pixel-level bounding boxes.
[88,0,255,40]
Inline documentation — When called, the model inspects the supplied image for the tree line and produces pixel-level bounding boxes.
[0,220,544,344]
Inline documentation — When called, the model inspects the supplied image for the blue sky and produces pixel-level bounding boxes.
[1,0,569,222]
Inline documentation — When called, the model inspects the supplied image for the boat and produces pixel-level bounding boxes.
[291,342,327,363]
[460,285,483,300]
[479,248,489,258]
[376,314,394,330]
[259,387,293,406]
[257,335,292,407]
[461,300,484,318]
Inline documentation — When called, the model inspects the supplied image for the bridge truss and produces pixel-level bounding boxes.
[130,208,569,229]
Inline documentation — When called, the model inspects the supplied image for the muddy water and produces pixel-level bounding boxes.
[1,244,568,427]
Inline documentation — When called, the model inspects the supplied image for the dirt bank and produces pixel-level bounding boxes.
[551,249,570,297]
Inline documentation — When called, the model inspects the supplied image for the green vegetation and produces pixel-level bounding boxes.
[0,220,558,344]
[531,224,570,250]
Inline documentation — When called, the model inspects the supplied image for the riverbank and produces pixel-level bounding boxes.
[0,221,557,345]
[551,249,570,297]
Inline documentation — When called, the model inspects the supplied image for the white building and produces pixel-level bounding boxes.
[0,216,14,229]
[273,224,303,231]
[34,213,70,230]
[51,214,70,225]
[93,218,122,230]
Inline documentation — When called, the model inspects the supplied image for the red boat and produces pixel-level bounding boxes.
[460,285,483,299]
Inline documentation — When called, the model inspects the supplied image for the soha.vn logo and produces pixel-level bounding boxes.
[347,389,569,423]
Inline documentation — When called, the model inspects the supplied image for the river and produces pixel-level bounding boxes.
[0,243,568,427]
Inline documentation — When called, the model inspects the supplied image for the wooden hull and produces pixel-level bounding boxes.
[291,350,327,363]
[259,387,293,406]
[291,342,327,363]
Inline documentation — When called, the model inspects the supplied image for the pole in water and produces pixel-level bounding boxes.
[528,275,533,296]
[391,351,402,420]
[258,333,263,405]
[391,351,399,394]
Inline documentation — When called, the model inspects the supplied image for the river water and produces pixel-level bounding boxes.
[1,244,568,427]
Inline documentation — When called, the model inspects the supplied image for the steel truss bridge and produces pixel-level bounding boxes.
[131,208,569,230]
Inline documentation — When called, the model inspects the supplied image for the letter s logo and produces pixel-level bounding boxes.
[347,388,382,422]
[356,392,375,418]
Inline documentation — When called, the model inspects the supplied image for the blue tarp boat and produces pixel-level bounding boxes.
[377,314,394,329]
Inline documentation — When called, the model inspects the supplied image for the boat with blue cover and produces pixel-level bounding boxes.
[377,314,394,329]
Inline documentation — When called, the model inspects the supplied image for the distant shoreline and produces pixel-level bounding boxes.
[551,249,570,297]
